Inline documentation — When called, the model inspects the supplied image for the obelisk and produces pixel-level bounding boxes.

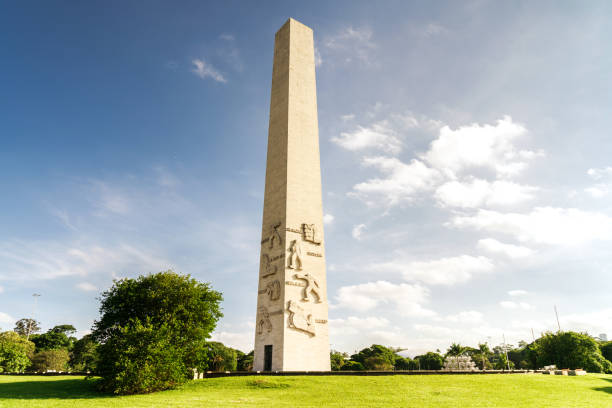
[253,18,330,372]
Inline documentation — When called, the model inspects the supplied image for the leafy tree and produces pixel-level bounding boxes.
[446,343,467,357]
[30,325,75,351]
[93,271,223,394]
[340,360,365,371]
[350,345,398,370]
[96,320,185,394]
[13,319,40,338]
[50,325,77,336]
[530,331,612,373]
[69,334,99,372]
[600,342,612,363]
[414,352,444,370]
[494,353,514,370]
[237,350,254,371]
[206,342,237,371]
[31,349,70,372]
[476,343,491,370]
[394,356,417,370]
[0,332,35,372]
[330,350,348,371]
[364,356,394,370]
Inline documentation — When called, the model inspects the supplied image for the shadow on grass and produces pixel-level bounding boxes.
[0,378,111,400]
[593,376,612,395]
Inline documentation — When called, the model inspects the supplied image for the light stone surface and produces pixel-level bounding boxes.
[253,18,330,372]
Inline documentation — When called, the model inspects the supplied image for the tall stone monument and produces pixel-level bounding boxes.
[253,18,330,372]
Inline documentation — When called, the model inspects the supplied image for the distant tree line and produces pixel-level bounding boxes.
[329,332,612,373]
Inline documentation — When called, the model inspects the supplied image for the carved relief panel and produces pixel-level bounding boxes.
[293,273,322,303]
[257,306,272,335]
[287,300,315,336]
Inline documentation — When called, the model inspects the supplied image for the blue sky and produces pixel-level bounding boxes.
[1,1,612,355]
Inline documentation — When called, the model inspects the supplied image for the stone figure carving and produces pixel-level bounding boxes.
[287,240,302,270]
[261,254,277,278]
[302,223,321,245]
[294,273,322,303]
[266,280,281,301]
[287,300,315,335]
[269,223,282,249]
[257,306,272,335]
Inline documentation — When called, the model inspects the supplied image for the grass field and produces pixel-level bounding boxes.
[0,374,610,408]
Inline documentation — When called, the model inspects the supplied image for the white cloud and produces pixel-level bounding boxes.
[0,286,3,293]
[585,167,612,198]
[323,214,335,225]
[373,255,494,285]
[587,167,612,180]
[346,116,542,208]
[341,114,355,122]
[191,59,227,83]
[353,157,441,205]
[508,290,528,297]
[435,179,537,208]
[451,207,612,245]
[477,238,534,259]
[562,308,612,335]
[422,116,536,178]
[0,312,14,325]
[444,310,484,324]
[500,301,531,310]
[423,23,447,37]
[334,280,434,316]
[314,46,322,67]
[0,240,173,281]
[76,282,97,292]
[352,224,366,240]
[210,331,253,352]
[332,122,402,154]
[323,26,376,64]
[219,33,234,41]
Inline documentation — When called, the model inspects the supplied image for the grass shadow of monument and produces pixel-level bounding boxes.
[0,378,110,400]
[592,376,612,394]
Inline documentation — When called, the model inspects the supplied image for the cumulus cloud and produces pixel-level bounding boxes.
[332,122,402,154]
[373,255,494,285]
[508,290,528,297]
[587,167,612,180]
[422,116,537,178]
[353,157,441,205]
[352,224,366,240]
[345,116,542,208]
[191,59,227,83]
[477,238,534,259]
[435,179,538,208]
[323,214,335,225]
[451,207,612,245]
[334,280,434,316]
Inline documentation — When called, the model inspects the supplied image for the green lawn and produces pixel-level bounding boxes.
[0,374,610,408]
